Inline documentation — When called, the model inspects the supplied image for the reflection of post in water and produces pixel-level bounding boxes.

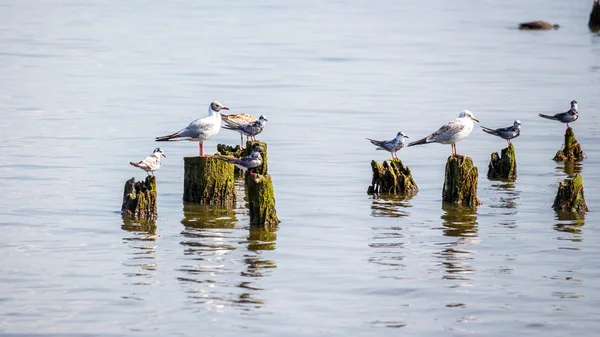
[370,194,413,218]
[437,204,479,281]
[180,203,237,229]
[121,216,158,287]
[489,181,520,211]
[556,160,582,176]
[554,210,585,239]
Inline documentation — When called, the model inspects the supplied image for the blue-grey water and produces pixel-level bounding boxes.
[1,0,600,335]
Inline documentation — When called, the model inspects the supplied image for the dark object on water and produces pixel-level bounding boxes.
[488,144,517,180]
[183,155,235,205]
[553,128,584,162]
[367,159,418,195]
[518,21,560,30]
[442,155,481,207]
[590,0,600,32]
[121,176,158,219]
[552,175,588,216]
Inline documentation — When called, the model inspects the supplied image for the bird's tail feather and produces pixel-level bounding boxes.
[407,137,428,147]
[480,126,495,134]
[155,133,180,141]
[538,113,557,120]
[130,161,142,168]
[365,138,379,146]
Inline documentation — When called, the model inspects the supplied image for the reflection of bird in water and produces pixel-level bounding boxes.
[481,120,521,145]
[538,100,578,128]
[130,148,166,176]
[408,110,479,156]
[366,131,409,160]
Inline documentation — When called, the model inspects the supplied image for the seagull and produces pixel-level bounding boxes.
[481,120,521,145]
[223,115,268,143]
[538,100,578,128]
[366,131,409,160]
[130,148,166,176]
[221,112,258,147]
[155,101,229,156]
[214,146,264,175]
[408,110,480,156]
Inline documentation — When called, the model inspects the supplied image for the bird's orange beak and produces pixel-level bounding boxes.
[222,106,230,110]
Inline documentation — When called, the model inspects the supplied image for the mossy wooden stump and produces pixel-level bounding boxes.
[183,156,235,205]
[487,144,517,180]
[590,0,600,32]
[245,173,279,230]
[553,174,588,216]
[553,128,584,161]
[367,159,418,195]
[443,155,481,207]
[121,176,158,219]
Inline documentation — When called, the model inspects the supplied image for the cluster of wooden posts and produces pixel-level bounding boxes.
[368,128,588,216]
[121,141,279,230]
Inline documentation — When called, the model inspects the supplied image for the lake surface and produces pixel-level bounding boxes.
[1,0,600,335]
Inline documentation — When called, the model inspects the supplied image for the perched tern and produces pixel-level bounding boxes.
[221,112,258,146]
[538,100,578,128]
[481,120,521,145]
[130,148,166,176]
[215,146,264,175]
[155,101,229,156]
[223,115,268,143]
[366,131,409,160]
[408,110,479,156]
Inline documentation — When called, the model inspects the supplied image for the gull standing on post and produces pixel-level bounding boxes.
[408,110,480,156]
[538,100,578,128]
[481,120,521,145]
[155,101,229,156]
[366,131,409,160]
[221,112,258,147]
[130,148,166,176]
[215,146,264,175]
[223,115,268,144]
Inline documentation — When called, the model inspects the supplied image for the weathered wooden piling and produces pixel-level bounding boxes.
[121,176,158,219]
[245,174,279,230]
[217,143,244,176]
[590,0,600,32]
[553,174,588,216]
[442,156,481,207]
[367,159,418,195]
[553,128,584,161]
[487,144,517,180]
[183,156,235,205]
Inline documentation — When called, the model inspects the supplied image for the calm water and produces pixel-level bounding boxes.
[1,0,600,335]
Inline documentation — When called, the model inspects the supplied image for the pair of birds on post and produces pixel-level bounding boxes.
[367,100,578,158]
[130,101,268,176]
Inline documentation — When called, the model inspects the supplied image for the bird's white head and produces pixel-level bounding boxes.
[258,115,268,124]
[153,147,166,158]
[210,101,229,114]
[514,120,521,129]
[570,100,578,111]
[458,110,479,123]
[396,131,409,139]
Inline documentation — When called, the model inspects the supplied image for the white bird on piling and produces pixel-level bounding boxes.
[221,112,258,147]
[366,131,409,160]
[155,101,229,156]
[214,146,264,175]
[223,115,268,144]
[538,100,578,128]
[130,148,166,176]
[481,120,521,145]
[408,110,480,156]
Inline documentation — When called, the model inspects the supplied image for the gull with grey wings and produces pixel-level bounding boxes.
[481,120,521,145]
[130,148,166,176]
[366,131,409,160]
[408,110,479,156]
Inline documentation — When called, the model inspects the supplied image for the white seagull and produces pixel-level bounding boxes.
[538,100,578,128]
[481,120,521,145]
[155,101,229,156]
[408,110,480,156]
[366,131,409,160]
[130,148,166,176]
[215,146,264,175]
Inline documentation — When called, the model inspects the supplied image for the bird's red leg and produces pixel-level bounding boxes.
[199,142,203,156]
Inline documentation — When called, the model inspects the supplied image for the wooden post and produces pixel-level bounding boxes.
[442,155,481,207]
[367,159,418,195]
[121,176,158,219]
[183,156,235,205]
[487,144,517,180]
[552,174,588,215]
[590,0,600,32]
[245,173,279,229]
[553,128,584,161]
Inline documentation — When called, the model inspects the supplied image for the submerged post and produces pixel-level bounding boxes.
[552,174,588,216]
[367,159,418,195]
[487,144,517,180]
[553,128,584,161]
[183,156,235,205]
[121,176,158,219]
[590,0,600,32]
[442,155,481,207]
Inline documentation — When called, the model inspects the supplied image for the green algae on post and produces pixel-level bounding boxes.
[121,176,158,219]
[553,128,584,161]
[183,156,235,205]
[552,174,588,216]
[442,155,481,207]
[245,173,279,230]
[488,144,517,180]
[367,159,418,195]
